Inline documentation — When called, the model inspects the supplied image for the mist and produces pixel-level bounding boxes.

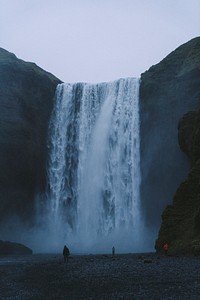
[0,78,157,255]
[0,210,156,254]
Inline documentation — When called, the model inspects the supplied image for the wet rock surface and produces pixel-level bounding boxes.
[1,253,200,299]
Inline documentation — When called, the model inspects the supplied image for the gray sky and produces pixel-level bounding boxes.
[0,0,199,83]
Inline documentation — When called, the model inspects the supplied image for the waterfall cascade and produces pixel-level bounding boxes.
[46,78,144,253]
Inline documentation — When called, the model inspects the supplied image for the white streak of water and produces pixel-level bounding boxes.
[46,78,144,253]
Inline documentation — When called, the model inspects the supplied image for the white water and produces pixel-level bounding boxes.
[46,78,145,253]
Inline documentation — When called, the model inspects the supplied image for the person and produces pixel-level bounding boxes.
[63,245,70,262]
[163,243,169,255]
[112,246,115,257]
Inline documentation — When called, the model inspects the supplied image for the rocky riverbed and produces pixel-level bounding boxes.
[1,253,200,299]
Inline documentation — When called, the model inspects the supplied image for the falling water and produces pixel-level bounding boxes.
[46,78,143,253]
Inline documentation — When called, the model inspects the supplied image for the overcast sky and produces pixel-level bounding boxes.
[0,0,199,83]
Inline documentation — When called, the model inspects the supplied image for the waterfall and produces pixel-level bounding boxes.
[46,78,144,253]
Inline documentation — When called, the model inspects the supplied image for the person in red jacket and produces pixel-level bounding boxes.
[163,243,169,255]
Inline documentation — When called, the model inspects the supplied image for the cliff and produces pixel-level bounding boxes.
[155,109,200,254]
[140,37,200,231]
[0,48,61,223]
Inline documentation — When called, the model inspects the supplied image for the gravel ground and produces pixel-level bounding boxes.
[1,253,200,299]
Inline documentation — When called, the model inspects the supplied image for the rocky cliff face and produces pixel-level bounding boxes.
[140,37,200,231]
[155,109,200,254]
[0,48,61,223]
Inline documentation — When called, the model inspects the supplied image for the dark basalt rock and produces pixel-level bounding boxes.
[140,37,200,228]
[155,109,200,255]
[178,110,200,166]
[0,48,61,223]
[0,240,32,255]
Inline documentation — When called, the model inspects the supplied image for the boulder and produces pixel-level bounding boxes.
[0,240,32,255]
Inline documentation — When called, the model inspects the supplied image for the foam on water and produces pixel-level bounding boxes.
[45,78,146,253]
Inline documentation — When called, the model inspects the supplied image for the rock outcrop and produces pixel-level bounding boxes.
[140,37,200,229]
[0,240,32,255]
[0,48,61,223]
[155,109,200,254]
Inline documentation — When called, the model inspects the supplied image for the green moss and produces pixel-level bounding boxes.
[169,240,188,254]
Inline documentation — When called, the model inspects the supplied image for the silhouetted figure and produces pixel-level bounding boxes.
[163,243,169,256]
[63,245,70,262]
[112,246,115,257]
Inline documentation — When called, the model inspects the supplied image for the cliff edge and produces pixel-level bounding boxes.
[0,48,61,223]
[140,37,200,230]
